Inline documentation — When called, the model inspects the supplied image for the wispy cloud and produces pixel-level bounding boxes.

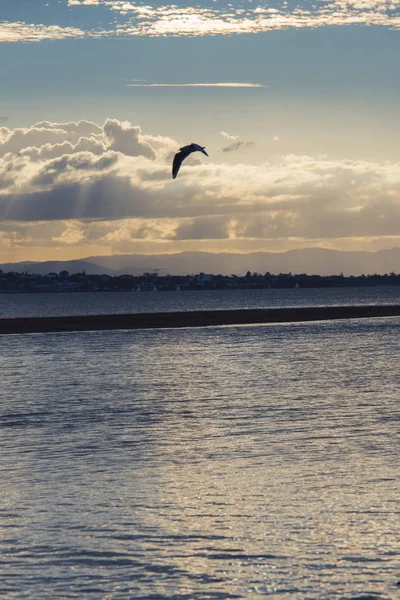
[0,21,86,43]
[127,82,267,88]
[219,132,254,152]
[0,117,8,124]
[221,131,239,140]
[68,0,400,38]
[68,0,101,4]
[222,140,255,153]
[3,1,400,43]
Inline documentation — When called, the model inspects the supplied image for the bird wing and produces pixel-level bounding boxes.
[180,144,195,154]
[172,151,186,179]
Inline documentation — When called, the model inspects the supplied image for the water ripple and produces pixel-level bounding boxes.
[1,318,399,598]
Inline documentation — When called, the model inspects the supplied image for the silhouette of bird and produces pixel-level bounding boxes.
[172,143,208,179]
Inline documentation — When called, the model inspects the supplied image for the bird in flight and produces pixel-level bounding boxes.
[172,143,209,179]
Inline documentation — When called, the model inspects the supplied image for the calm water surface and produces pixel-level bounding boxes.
[2,286,400,319]
[1,318,400,599]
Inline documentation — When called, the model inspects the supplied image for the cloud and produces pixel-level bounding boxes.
[0,119,159,165]
[2,0,399,44]
[174,215,232,240]
[102,119,156,159]
[0,120,103,157]
[0,21,86,43]
[221,141,255,153]
[19,137,107,162]
[2,118,400,257]
[219,132,255,153]
[31,152,120,188]
[33,120,103,137]
[66,0,400,39]
[221,131,239,140]
[127,83,267,88]
[0,117,8,124]
[52,222,87,245]
[68,0,101,5]
[103,218,177,242]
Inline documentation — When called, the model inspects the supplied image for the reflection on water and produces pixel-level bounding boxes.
[1,318,399,598]
[2,285,400,319]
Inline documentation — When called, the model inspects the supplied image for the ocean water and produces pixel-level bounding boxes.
[1,317,399,599]
[2,285,400,319]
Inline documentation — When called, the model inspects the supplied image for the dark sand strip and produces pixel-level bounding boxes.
[2,305,400,335]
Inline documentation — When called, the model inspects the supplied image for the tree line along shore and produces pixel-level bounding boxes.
[2,269,400,293]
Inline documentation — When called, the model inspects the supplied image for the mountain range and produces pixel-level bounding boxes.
[2,248,400,277]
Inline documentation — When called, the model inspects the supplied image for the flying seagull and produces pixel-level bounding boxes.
[172,143,208,179]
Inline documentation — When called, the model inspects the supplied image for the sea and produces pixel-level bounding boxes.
[1,287,399,599]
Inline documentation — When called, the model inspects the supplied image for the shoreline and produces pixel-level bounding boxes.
[2,304,400,335]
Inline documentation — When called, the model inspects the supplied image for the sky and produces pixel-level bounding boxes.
[0,0,400,263]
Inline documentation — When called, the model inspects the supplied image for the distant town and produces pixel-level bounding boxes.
[2,269,400,293]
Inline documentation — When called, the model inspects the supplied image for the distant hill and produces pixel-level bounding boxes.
[2,248,400,277]
[88,248,400,276]
[0,259,118,276]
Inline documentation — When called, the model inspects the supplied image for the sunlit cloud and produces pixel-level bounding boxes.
[68,0,101,5]
[219,132,254,153]
[67,0,400,39]
[0,21,86,43]
[221,131,239,140]
[2,118,400,257]
[1,1,399,44]
[52,221,87,244]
